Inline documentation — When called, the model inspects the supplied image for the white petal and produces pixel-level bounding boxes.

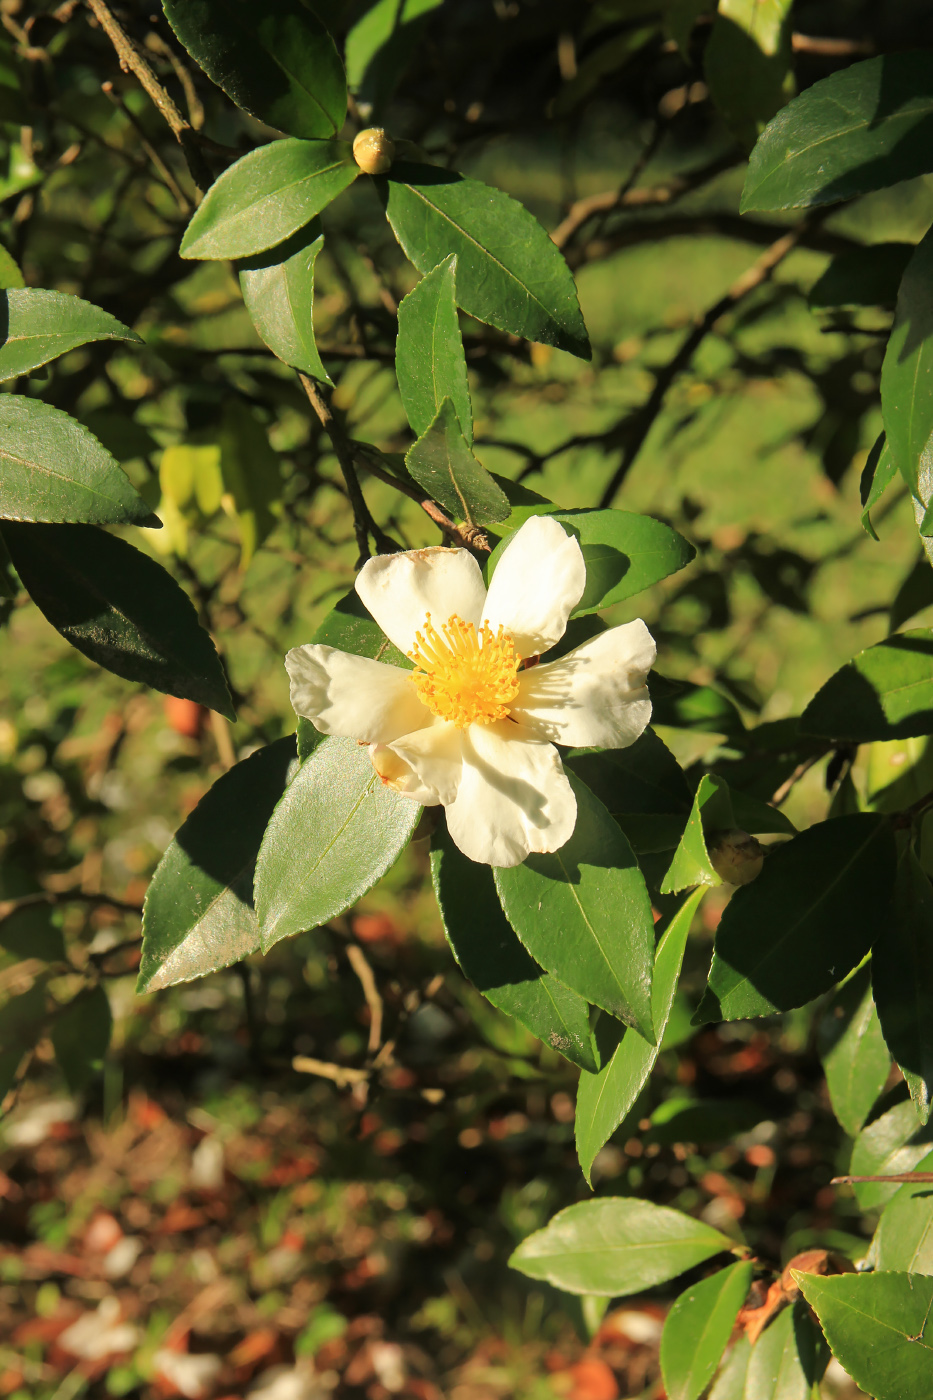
[387,722,464,806]
[444,722,576,867]
[482,515,585,659]
[369,743,442,805]
[285,644,430,743]
[512,619,656,749]
[355,547,487,655]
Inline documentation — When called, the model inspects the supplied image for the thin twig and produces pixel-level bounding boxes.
[770,750,826,807]
[145,30,205,129]
[791,33,874,55]
[292,1055,370,1087]
[100,80,190,212]
[354,446,491,554]
[297,373,398,564]
[85,0,212,191]
[346,943,383,1054]
[597,224,808,507]
[832,1173,933,1185]
[209,711,236,771]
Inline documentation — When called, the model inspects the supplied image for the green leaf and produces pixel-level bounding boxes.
[50,985,112,1092]
[163,0,346,139]
[873,1147,933,1274]
[802,629,933,742]
[649,675,746,734]
[745,1301,829,1400]
[405,399,508,527]
[873,848,933,1125]
[180,140,358,261]
[396,253,472,445]
[0,522,235,718]
[661,773,794,897]
[495,771,656,1040]
[219,400,283,567]
[795,1271,933,1400]
[742,54,933,212]
[660,1261,754,1400]
[0,980,47,1068]
[696,814,897,1023]
[565,726,693,843]
[345,0,443,114]
[891,556,933,632]
[818,963,891,1138]
[380,161,590,358]
[0,865,64,963]
[708,1337,751,1400]
[849,1099,933,1211]
[0,395,157,527]
[509,1196,731,1297]
[881,227,933,498]
[810,243,914,312]
[550,27,659,117]
[0,241,23,290]
[860,433,897,542]
[0,289,141,381]
[488,509,696,615]
[255,735,420,952]
[666,0,713,59]
[239,220,331,383]
[704,0,793,146]
[310,588,411,668]
[430,822,598,1073]
[575,887,704,1185]
[139,738,298,993]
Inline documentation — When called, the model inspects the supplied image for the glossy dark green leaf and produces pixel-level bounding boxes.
[818,963,891,1138]
[704,0,793,146]
[0,396,156,527]
[139,739,298,993]
[310,587,411,667]
[881,226,933,498]
[860,434,898,542]
[649,675,746,734]
[0,288,141,380]
[802,629,933,742]
[405,399,508,527]
[849,1099,933,1211]
[396,253,472,444]
[345,0,443,112]
[742,54,933,212]
[796,1271,933,1400]
[575,887,704,1185]
[509,1197,731,1297]
[566,729,692,850]
[239,220,331,383]
[180,140,358,261]
[50,984,112,1092]
[495,771,656,1040]
[810,243,914,311]
[661,773,794,897]
[163,0,346,139]
[696,814,896,1023]
[255,735,420,952]
[380,161,590,358]
[873,849,933,1125]
[660,1260,753,1400]
[890,556,933,632]
[873,1147,933,1274]
[1,522,235,718]
[430,822,598,1073]
[745,1301,829,1400]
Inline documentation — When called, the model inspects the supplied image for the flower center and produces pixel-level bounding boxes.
[408,613,520,728]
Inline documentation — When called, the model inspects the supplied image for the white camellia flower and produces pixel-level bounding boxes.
[286,515,656,867]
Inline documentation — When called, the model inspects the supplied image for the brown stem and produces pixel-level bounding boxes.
[297,373,398,564]
[85,0,212,192]
[353,447,491,554]
[770,751,827,807]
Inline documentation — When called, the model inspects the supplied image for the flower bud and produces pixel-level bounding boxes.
[708,829,764,885]
[352,128,396,175]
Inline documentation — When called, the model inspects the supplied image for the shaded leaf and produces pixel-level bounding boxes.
[849,1099,933,1211]
[649,675,746,734]
[660,1260,753,1400]
[742,54,933,212]
[255,735,420,952]
[882,226,933,499]
[696,815,896,1023]
[575,887,704,1185]
[873,1147,933,1274]
[705,0,793,146]
[51,985,112,1092]
[430,822,598,1073]
[239,219,331,383]
[219,400,283,568]
[1,522,234,718]
[0,395,156,527]
[745,1301,829,1400]
[310,587,411,668]
[509,1196,731,1297]
[661,773,793,897]
[345,0,443,114]
[395,253,472,444]
[495,771,656,1040]
[802,629,933,742]
[181,140,358,261]
[873,848,933,1125]
[796,1271,933,1400]
[380,161,590,358]
[859,433,897,542]
[405,399,508,526]
[551,27,658,117]
[810,243,914,311]
[0,288,141,380]
[163,0,346,139]
[139,738,298,992]
[818,962,891,1138]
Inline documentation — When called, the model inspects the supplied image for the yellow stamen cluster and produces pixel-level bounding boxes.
[409,613,519,728]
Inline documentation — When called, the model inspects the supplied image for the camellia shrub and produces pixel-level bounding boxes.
[5,1,933,1396]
